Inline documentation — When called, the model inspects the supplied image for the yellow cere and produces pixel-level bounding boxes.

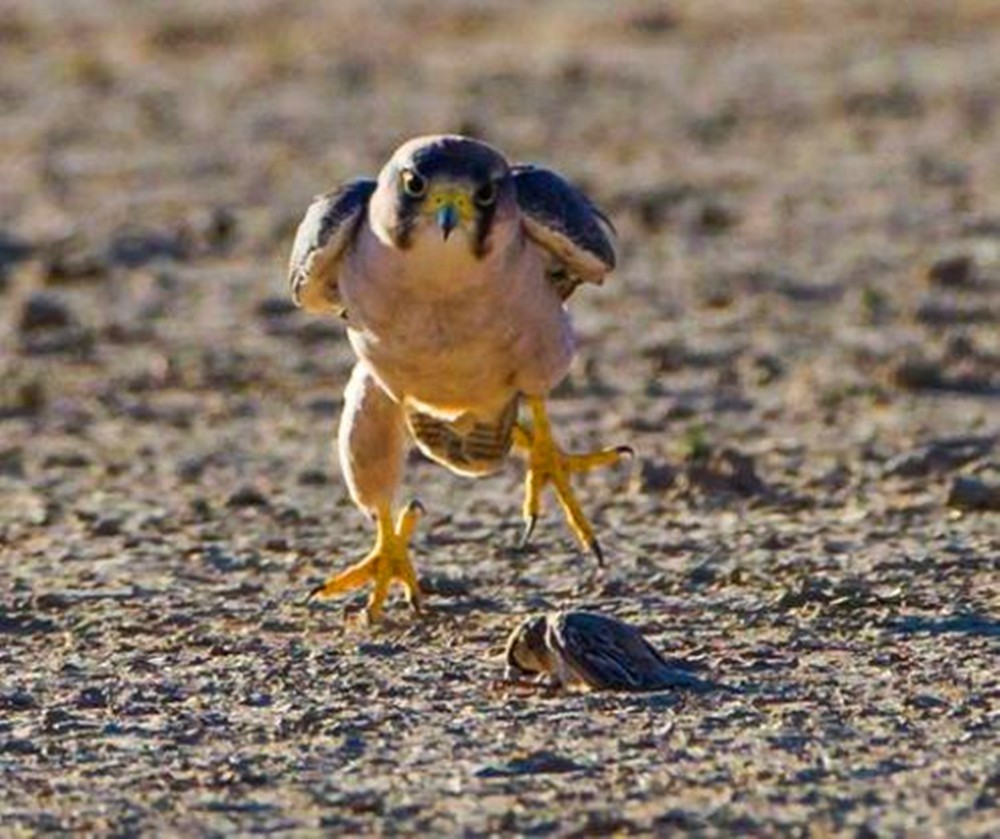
[425,185,475,223]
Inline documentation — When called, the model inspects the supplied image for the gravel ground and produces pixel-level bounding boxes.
[1,1,998,835]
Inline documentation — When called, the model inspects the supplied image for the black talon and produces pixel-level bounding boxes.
[518,515,538,549]
[305,583,325,604]
[589,538,605,567]
[408,499,426,516]
[616,445,635,459]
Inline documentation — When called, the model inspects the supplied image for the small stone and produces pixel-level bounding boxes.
[75,687,109,709]
[0,231,33,268]
[926,253,975,288]
[626,9,679,35]
[43,451,91,469]
[0,447,25,478]
[636,458,676,493]
[884,437,995,478]
[189,497,213,520]
[0,689,36,710]
[176,456,208,482]
[748,353,785,385]
[107,227,189,267]
[226,485,269,508]
[475,750,586,778]
[0,738,38,755]
[947,476,1000,512]
[0,374,46,418]
[692,199,738,234]
[306,397,341,416]
[297,468,329,486]
[257,296,297,318]
[18,293,74,331]
[188,206,238,253]
[889,357,943,391]
[90,517,122,537]
[908,693,947,710]
[42,248,109,285]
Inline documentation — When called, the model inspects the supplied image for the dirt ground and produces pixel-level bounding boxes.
[2,0,999,835]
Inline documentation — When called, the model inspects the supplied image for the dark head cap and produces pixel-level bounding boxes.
[391,135,511,184]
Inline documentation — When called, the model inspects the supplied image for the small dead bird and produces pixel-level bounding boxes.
[504,611,721,693]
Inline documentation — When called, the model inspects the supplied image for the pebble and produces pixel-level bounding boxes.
[41,247,109,285]
[257,296,297,318]
[226,485,269,508]
[297,468,329,486]
[475,750,586,778]
[947,476,1000,512]
[884,437,995,478]
[926,253,975,288]
[18,293,74,332]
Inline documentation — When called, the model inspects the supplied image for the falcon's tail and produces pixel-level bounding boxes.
[404,397,518,477]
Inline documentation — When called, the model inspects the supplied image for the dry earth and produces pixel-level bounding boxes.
[1,0,999,835]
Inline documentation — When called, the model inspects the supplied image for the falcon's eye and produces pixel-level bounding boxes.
[401,170,427,198]
[474,180,497,207]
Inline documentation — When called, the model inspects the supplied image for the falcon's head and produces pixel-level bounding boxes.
[370,135,519,258]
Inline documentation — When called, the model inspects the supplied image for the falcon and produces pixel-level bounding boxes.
[288,135,630,620]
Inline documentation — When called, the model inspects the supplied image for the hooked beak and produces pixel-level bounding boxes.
[436,204,459,240]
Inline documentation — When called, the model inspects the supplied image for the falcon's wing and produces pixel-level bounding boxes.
[512,165,616,301]
[287,179,376,315]
[550,612,714,692]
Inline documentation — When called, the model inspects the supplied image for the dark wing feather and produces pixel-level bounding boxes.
[287,179,376,315]
[512,165,616,301]
[551,612,715,693]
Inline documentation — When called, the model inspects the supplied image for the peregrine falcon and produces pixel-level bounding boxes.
[288,135,629,620]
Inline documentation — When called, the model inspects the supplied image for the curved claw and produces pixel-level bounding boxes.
[407,499,426,516]
[518,515,538,550]
[306,502,423,620]
[589,538,605,568]
[615,445,635,459]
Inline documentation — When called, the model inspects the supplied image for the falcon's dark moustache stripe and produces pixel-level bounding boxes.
[472,192,498,259]
[392,191,421,250]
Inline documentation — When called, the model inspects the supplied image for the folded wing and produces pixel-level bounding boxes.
[288,179,376,315]
[551,611,714,692]
[512,165,616,301]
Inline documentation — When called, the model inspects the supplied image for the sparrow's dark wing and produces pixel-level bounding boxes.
[550,612,715,692]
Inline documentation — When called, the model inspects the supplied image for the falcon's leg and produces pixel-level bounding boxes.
[308,363,423,621]
[513,396,632,564]
[308,501,423,621]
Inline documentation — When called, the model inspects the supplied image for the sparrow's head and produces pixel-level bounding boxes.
[504,614,552,678]
[371,135,517,258]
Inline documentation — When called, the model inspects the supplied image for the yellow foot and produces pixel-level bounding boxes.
[514,396,632,565]
[307,500,423,622]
